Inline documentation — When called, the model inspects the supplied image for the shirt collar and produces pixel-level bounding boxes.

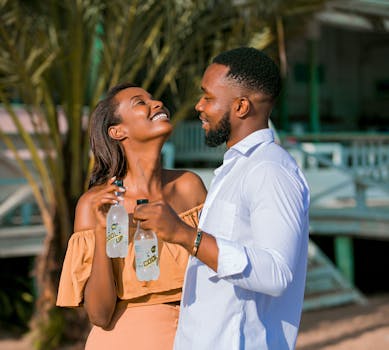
[214,128,275,176]
[228,128,274,156]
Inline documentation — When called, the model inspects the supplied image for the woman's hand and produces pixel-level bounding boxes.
[89,176,126,228]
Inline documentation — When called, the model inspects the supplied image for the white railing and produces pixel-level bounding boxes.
[170,124,389,209]
[289,145,389,208]
[347,140,389,182]
[287,138,389,183]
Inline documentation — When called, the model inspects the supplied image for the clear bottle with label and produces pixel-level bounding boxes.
[134,199,160,281]
[106,179,128,258]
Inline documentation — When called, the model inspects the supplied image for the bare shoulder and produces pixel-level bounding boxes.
[163,169,207,207]
[73,188,97,231]
[75,189,94,213]
[168,169,207,192]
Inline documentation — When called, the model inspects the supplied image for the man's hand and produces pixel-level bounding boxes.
[133,200,195,248]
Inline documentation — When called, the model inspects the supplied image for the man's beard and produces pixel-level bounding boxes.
[205,111,231,147]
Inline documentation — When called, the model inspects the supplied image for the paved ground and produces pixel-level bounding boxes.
[1,294,388,349]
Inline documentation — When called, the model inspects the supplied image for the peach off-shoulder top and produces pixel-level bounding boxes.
[56,204,202,308]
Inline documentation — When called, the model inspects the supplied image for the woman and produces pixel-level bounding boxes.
[56,82,207,349]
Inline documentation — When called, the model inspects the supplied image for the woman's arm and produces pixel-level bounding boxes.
[75,179,123,328]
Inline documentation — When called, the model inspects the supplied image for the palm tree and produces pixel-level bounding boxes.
[0,0,325,348]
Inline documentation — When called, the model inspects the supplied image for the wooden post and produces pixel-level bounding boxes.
[21,202,33,225]
[279,78,289,132]
[276,16,289,132]
[334,236,355,284]
[308,37,320,134]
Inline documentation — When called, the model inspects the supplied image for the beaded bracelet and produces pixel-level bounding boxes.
[191,229,203,256]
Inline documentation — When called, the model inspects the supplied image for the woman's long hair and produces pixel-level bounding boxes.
[88,82,138,188]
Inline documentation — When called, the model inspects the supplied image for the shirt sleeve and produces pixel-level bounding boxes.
[212,161,309,297]
[56,230,95,307]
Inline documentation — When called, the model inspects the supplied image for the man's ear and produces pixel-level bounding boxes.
[234,97,250,118]
[108,125,126,141]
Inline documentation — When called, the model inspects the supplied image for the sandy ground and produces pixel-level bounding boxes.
[296,294,389,350]
[0,294,388,350]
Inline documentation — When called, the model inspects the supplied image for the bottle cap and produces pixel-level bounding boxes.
[114,179,123,187]
[136,199,149,205]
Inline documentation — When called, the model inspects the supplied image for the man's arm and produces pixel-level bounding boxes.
[133,200,219,271]
[212,162,309,296]
[134,162,309,296]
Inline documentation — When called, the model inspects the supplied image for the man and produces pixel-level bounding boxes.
[134,47,310,350]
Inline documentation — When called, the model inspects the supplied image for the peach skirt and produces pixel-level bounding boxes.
[85,303,179,350]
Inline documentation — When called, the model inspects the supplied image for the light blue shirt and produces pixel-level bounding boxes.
[174,129,310,350]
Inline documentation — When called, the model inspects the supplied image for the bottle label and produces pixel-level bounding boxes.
[143,253,157,267]
[107,223,124,244]
[135,240,158,268]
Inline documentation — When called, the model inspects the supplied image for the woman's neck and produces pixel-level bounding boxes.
[122,144,165,200]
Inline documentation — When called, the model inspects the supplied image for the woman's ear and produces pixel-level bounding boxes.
[108,125,126,141]
[234,97,250,118]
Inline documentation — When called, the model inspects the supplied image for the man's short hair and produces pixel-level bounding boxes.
[212,47,281,100]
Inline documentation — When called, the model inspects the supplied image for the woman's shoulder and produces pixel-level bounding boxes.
[76,183,106,206]
[164,169,206,191]
[163,169,207,209]
[73,186,101,231]
[75,188,95,212]
[164,168,201,182]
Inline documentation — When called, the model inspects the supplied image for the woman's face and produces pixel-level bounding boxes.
[113,87,172,142]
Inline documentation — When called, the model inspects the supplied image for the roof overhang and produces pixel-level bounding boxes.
[317,0,389,32]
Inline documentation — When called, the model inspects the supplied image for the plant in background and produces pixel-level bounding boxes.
[0,258,34,334]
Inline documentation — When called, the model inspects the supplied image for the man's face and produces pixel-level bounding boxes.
[195,63,237,147]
